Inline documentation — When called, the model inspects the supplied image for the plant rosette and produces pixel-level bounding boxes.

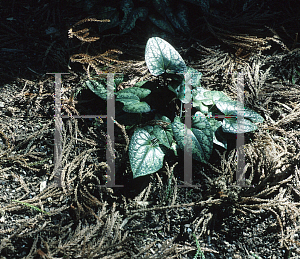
[85,37,264,179]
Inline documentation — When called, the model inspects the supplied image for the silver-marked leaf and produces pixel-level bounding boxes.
[152,125,173,149]
[206,117,227,149]
[173,116,181,123]
[192,87,212,113]
[134,80,148,87]
[148,14,175,34]
[192,87,213,105]
[129,128,165,178]
[165,6,185,32]
[222,118,257,133]
[121,7,148,34]
[176,67,202,103]
[114,75,124,87]
[171,116,213,163]
[143,125,154,134]
[186,67,202,87]
[123,101,151,113]
[168,80,186,102]
[85,79,108,100]
[154,114,171,123]
[145,37,187,76]
[203,91,230,103]
[176,4,190,32]
[215,99,264,123]
[117,87,151,99]
[116,92,140,105]
[120,0,134,31]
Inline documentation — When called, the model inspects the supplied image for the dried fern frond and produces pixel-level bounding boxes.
[68,18,110,42]
[70,49,125,76]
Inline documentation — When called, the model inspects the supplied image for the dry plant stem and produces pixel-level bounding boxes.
[68,18,110,42]
[128,197,221,214]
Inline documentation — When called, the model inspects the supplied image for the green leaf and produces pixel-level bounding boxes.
[171,116,213,163]
[116,92,140,105]
[214,126,228,149]
[129,128,165,178]
[186,67,202,87]
[206,116,227,149]
[148,14,175,34]
[176,4,190,32]
[117,87,151,99]
[85,77,124,100]
[134,80,148,87]
[192,86,213,113]
[173,116,181,123]
[120,0,134,31]
[98,7,120,33]
[165,6,185,33]
[215,99,264,123]
[143,125,154,134]
[123,101,151,113]
[192,86,213,105]
[203,91,230,103]
[145,37,187,76]
[222,117,258,133]
[154,114,171,123]
[85,79,109,100]
[114,75,124,87]
[12,200,51,215]
[175,67,202,103]
[121,7,148,34]
[152,124,173,149]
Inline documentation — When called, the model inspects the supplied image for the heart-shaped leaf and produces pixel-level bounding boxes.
[143,125,154,134]
[85,76,124,100]
[85,79,109,100]
[134,80,148,87]
[186,67,202,87]
[117,87,151,99]
[116,92,140,105]
[215,99,264,123]
[129,128,165,178]
[148,14,175,34]
[171,116,213,163]
[152,125,173,149]
[206,116,227,149]
[172,67,202,103]
[203,91,230,103]
[222,117,258,133]
[192,87,213,105]
[123,101,151,113]
[176,4,190,32]
[145,37,187,76]
[154,114,172,123]
[121,7,148,34]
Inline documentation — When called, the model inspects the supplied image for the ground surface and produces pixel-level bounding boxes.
[0,0,300,258]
